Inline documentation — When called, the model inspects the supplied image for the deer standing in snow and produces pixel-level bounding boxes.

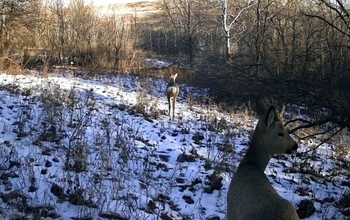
[166,73,179,118]
[227,97,299,220]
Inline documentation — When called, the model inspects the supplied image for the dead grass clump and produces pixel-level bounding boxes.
[134,77,163,119]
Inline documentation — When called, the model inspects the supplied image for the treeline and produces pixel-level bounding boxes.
[1,0,349,133]
[0,0,137,71]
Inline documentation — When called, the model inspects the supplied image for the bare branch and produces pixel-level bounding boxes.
[304,126,345,153]
[227,2,256,30]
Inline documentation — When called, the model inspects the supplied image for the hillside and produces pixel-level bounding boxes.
[0,68,349,219]
[92,0,162,17]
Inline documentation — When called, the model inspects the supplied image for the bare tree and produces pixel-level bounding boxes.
[219,0,256,60]
[295,0,350,130]
[304,0,350,38]
[93,12,130,68]
[162,0,211,67]
[0,0,41,68]
[66,0,96,66]
[48,0,66,64]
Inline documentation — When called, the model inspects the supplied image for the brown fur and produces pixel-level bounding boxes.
[166,73,179,118]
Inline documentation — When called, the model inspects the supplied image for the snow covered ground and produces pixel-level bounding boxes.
[0,68,348,219]
[90,0,159,6]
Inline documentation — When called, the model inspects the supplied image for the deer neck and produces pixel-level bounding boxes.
[168,79,177,86]
[240,130,271,172]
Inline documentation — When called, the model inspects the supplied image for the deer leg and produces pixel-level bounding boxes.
[173,95,177,118]
[167,96,171,116]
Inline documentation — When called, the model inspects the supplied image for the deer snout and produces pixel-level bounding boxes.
[292,142,298,151]
[286,142,298,154]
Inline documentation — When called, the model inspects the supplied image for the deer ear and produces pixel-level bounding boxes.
[256,97,269,117]
[265,106,277,127]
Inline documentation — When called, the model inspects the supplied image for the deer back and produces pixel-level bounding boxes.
[166,73,179,97]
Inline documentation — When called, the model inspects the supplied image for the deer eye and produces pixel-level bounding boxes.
[277,133,284,137]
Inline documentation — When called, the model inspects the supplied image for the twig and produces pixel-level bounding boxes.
[304,126,345,153]
[299,126,338,140]
[287,117,337,134]
[0,56,21,67]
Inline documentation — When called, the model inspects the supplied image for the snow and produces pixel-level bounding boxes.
[62,0,159,7]
[0,66,348,219]
[90,0,159,6]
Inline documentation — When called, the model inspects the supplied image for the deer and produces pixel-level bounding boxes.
[166,73,179,118]
[227,97,299,220]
